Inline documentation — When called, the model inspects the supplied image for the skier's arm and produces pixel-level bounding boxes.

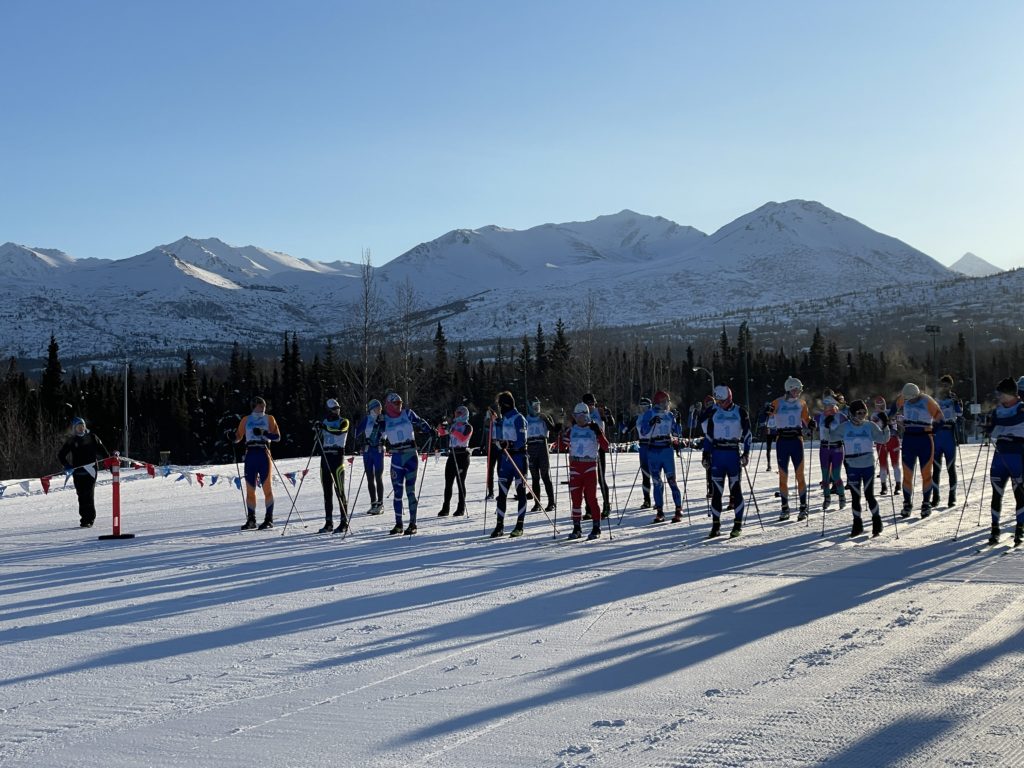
[265,415,281,442]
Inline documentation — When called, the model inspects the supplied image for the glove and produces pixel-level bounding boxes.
[701,453,712,469]
[740,453,749,467]
[876,412,889,428]
[824,415,835,429]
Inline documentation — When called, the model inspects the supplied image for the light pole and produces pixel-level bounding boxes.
[953,318,978,407]
[692,365,715,393]
[925,324,941,394]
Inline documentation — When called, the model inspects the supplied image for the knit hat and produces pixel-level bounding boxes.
[902,383,921,400]
[996,377,1018,396]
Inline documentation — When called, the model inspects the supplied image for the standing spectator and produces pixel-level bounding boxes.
[57,417,110,528]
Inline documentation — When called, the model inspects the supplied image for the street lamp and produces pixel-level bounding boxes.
[925,324,941,394]
[692,365,715,392]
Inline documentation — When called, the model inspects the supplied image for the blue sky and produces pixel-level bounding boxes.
[1,1,1021,268]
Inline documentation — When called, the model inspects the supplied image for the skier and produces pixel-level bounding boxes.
[763,401,777,472]
[637,390,684,523]
[490,390,530,538]
[633,396,654,509]
[316,398,350,534]
[872,396,901,495]
[932,374,963,508]
[57,416,110,528]
[438,405,473,517]
[831,400,891,536]
[985,377,1024,546]
[582,393,613,517]
[770,377,811,521]
[816,395,848,511]
[485,410,500,500]
[701,385,752,538]
[381,391,433,535]
[895,382,944,518]
[566,402,609,540]
[355,399,386,514]
[697,394,718,500]
[525,397,556,512]
[234,396,281,530]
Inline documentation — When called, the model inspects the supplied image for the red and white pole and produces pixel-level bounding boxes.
[99,452,135,540]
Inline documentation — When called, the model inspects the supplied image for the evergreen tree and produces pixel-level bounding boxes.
[39,334,64,420]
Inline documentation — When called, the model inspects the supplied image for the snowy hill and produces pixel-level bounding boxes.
[950,252,1002,277]
[0,201,990,365]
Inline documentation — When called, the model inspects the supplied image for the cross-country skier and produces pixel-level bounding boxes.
[582,393,613,517]
[633,396,654,509]
[57,416,110,528]
[872,396,901,495]
[566,402,610,540]
[697,394,718,501]
[438,405,473,517]
[831,400,891,536]
[985,378,1024,546]
[525,397,557,512]
[932,374,963,508]
[895,382,944,518]
[762,401,777,472]
[490,391,530,538]
[701,385,752,538]
[316,398,350,534]
[381,391,433,536]
[770,377,811,521]
[234,396,282,530]
[355,399,386,514]
[637,390,684,523]
[485,410,500,500]
[816,395,848,511]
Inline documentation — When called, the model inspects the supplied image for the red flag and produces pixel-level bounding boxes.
[146,464,156,477]
[301,468,309,478]
[196,473,205,487]
[40,476,51,494]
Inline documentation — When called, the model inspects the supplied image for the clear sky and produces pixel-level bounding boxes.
[1,1,1021,269]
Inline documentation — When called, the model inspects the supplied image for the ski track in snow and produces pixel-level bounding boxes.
[2,445,1024,767]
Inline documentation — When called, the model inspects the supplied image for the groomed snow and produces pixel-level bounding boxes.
[3,445,1024,767]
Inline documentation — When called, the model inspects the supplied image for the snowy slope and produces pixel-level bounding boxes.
[2,445,1024,767]
[950,252,1002,277]
[0,242,76,281]
[142,237,329,279]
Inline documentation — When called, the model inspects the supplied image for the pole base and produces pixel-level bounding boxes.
[98,533,136,540]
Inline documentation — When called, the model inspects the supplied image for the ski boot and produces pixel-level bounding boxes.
[240,513,257,531]
[920,503,931,519]
[838,494,847,511]
[652,509,665,524]
[531,501,543,512]
[587,525,601,541]
[333,519,349,534]
[640,497,652,510]
[318,519,334,534]
[671,507,683,523]
[778,506,791,522]
[403,523,417,536]
[485,489,495,500]
[453,506,466,517]
[894,485,902,497]
[821,495,831,512]
[871,514,883,537]
[988,523,1001,546]
[509,521,525,538]
[707,519,721,538]
[948,490,957,508]
[257,515,274,530]
[901,502,912,519]
[567,524,583,540]
[389,523,404,535]
[489,521,505,539]
[797,505,808,522]
[850,517,864,537]
[437,507,450,517]
[880,482,889,495]
[601,502,611,520]
[368,502,384,515]
[930,487,940,507]
[729,521,743,538]
[545,501,557,512]
[766,463,773,472]
[1015,523,1024,547]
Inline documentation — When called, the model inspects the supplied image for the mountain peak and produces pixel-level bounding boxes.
[949,252,1002,277]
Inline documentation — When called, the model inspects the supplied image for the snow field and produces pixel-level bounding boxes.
[2,445,1024,767]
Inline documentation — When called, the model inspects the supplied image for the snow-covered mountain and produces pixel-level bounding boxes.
[0,201,996,365]
[949,252,1002,278]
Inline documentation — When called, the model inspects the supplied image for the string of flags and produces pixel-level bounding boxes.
[0,456,366,499]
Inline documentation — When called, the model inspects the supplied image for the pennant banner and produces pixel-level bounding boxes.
[196,473,205,487]
[40,476,51,494]
[19,480,30,493]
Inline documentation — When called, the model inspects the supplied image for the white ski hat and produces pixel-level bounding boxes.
[902,382,921,399]
[784,376,803,392]
[573,402,590,419]
[326,398,340,410]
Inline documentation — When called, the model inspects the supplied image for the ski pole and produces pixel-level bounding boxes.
[742,464,765,531]
[232,440,249,518]
[452,449,470,519]
[954,440,986,540]
[805,432,816,527]
[416,436,435,502]
[341,467,365,541]
[616,464,643,526]
[483,411,494,534]
[976,441,992,528]
[280,434,318,534]
[676,446,692,525]
[501,446,558,536]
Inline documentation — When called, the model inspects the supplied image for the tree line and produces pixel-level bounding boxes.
[2,320,1022,479]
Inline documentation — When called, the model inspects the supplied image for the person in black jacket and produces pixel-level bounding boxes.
[57,417,110,527]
